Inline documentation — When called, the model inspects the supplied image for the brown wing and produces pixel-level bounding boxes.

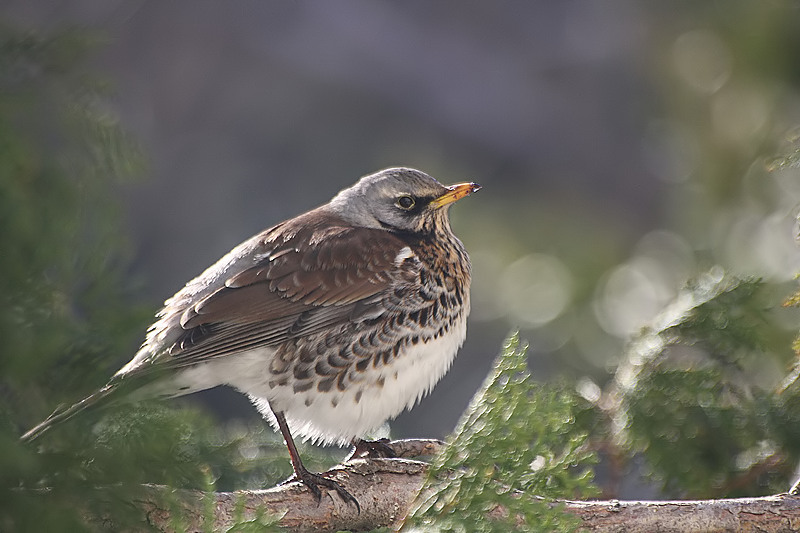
[156,209,414,369]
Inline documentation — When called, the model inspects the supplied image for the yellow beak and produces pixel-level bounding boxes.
[430,182,482,208]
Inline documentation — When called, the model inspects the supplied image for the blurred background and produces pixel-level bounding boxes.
[5,0,800,500]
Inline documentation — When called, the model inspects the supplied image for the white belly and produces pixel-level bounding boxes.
[168,312,467,446]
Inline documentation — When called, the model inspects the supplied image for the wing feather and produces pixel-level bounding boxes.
[144,209,416,370]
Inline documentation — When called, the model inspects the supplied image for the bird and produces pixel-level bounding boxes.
[21,167,480,509]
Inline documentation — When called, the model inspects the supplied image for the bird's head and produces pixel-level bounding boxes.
[328,167,481,234]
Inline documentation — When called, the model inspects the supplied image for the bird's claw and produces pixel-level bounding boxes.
[348,437,396,460]
[282,469,361,513]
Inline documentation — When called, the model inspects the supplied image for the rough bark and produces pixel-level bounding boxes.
[88,439,800,532]
[565,495,800,533]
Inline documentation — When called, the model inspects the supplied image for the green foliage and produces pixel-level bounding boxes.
[0,25,143,530]
[665,276,769,356]
[765,127,800,172]
[223,493,283,533]
[616,272,798,497]
[625,368,760,496]
[404,334,597,532]
[0,26,146,401]
[0,25,288,531]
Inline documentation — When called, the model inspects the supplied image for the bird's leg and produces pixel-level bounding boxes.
[346,437,396,460]
[272,408,360,513]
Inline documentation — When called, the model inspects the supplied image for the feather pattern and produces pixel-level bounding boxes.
[124,208,418,375]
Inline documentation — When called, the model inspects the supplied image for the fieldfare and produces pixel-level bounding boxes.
[22,167,480,509]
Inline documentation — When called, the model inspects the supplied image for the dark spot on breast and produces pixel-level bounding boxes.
[354,390,362,404]
[317,377,335,392]
[336,372,347,391]
[356,357,371,372]
[304,397,314,407]
[352,340,370,357]
[420,286,436,300]
[419,307,429,326]
[382,350,392,365]
[315,360,337,376]
[293,381,313,393]
[431,299,440,319]
[294,365,312,380]
[328,349,350,368]
[377,376,385,388]
[299,349,316,364]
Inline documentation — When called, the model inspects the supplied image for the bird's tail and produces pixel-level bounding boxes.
[20,382,119,443]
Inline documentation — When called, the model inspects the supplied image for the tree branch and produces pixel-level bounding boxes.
[89,439,800,532]
[565,495,800,533]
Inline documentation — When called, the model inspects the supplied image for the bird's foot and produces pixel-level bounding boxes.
[347,437,396,460]
[281,467,361,513]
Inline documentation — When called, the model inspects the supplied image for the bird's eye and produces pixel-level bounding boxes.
[396,195,416,210]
